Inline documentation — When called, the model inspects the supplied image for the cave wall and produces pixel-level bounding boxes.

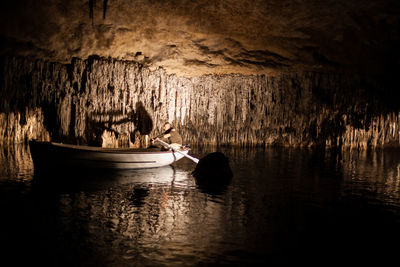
[1,55,399,149]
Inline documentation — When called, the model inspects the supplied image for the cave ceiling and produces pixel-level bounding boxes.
[1,0,399,76]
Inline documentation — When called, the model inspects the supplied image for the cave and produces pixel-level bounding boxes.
[1,0,400,149]
[2,1,400,266]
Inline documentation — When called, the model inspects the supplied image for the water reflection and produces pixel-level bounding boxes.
[31,166,188,193]
[341,149,400,207]
[1,145,400,266]
[0,144,33,183]
[42,167,234,266]
[130,185,150,207]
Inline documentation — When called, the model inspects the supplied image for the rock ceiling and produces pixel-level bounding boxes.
[1,0,399,76]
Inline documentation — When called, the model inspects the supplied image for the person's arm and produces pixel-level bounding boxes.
[151,133,171,143]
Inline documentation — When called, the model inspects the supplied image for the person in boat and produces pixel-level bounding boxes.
[151,122,183,150]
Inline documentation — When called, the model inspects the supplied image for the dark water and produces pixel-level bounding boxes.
[1,145,400,266]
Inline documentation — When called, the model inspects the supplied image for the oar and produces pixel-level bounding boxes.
[155,138,199,164]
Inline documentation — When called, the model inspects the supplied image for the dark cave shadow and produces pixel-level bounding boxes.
[39,100,154,146]
[133,101,153,135]
[86,109,135,146]
[84,101,153,146]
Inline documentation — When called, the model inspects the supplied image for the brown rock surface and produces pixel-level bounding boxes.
[1,56,399,148]
[1,0,399,76]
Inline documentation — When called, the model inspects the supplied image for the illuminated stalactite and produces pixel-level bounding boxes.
[0,56,399,149]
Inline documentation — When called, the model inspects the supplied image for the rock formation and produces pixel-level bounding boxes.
[1,55,399,149]
[0,0,399,149]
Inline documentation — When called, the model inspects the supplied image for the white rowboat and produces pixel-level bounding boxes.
[29,140,189,169]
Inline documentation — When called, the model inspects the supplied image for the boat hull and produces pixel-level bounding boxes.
[29,141,188,170]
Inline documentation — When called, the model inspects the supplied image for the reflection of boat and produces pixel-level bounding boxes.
[29,140,189,169]
[31,165,189,194]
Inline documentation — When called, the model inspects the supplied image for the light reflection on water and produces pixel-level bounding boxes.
[341,149,400,207]
[1,145,400,266]
[0,144,34,183]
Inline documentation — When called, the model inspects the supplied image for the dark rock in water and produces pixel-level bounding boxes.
[192,152,233,194]
[192,152,233,180]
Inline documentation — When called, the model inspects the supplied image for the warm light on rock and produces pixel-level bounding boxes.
[0,56,399,148]
[1,0,399,76]
[0,0,399,148]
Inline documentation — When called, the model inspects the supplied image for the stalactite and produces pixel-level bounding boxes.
[89,0,95,21]
[89,0,108,23]
[103,0,108,19]
[0,55,399,149]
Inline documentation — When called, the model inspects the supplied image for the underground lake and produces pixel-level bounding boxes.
[1,144,400,266]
